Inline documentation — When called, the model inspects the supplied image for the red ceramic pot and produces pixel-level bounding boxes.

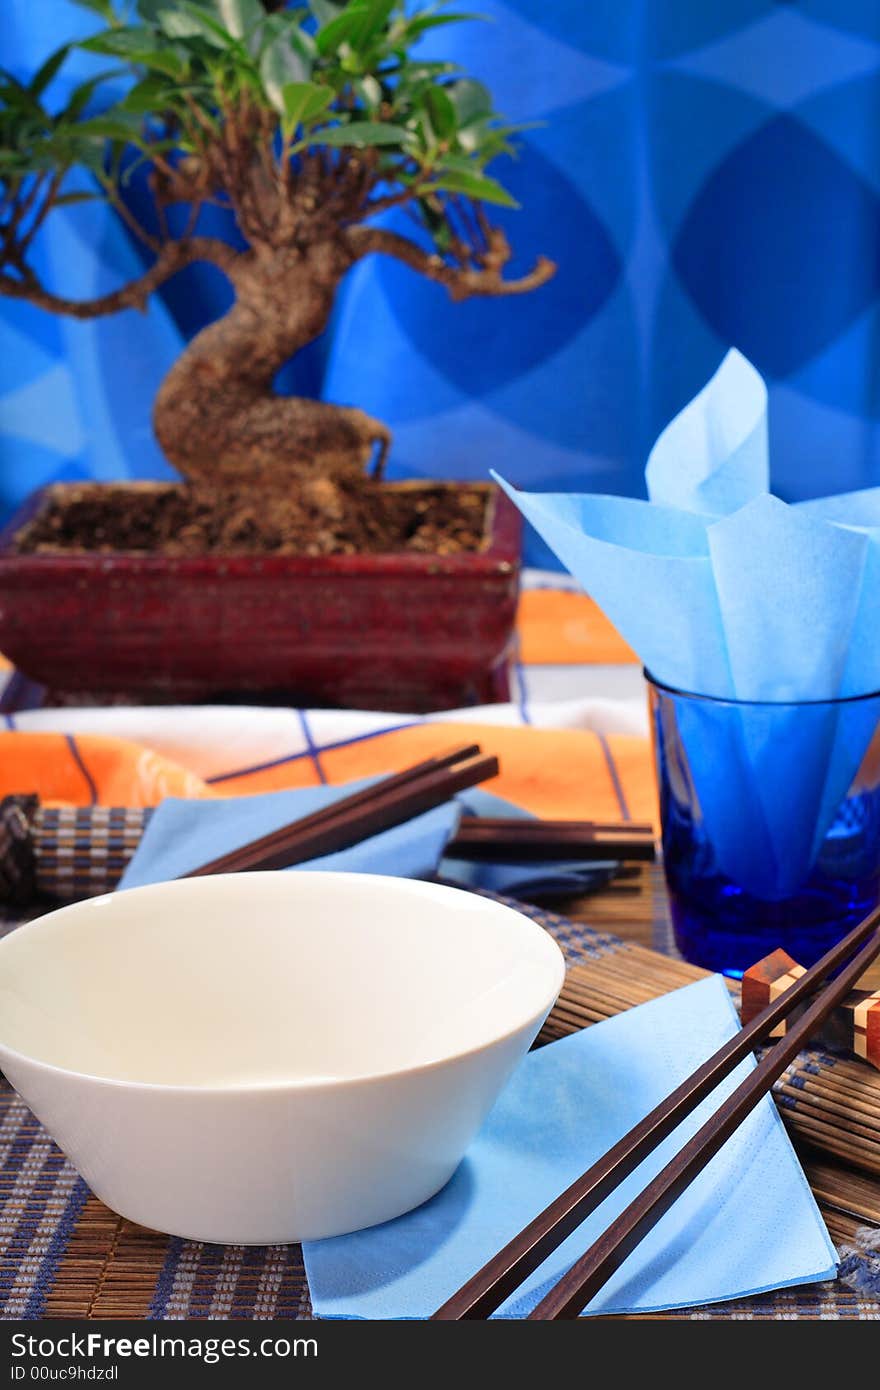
[0,481,521,712]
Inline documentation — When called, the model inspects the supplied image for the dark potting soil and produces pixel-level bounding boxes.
[14,480,490,558]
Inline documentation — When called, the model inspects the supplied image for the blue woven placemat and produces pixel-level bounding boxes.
[1,897,878,1321]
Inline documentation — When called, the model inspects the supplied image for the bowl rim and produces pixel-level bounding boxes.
[0,871,566,1096]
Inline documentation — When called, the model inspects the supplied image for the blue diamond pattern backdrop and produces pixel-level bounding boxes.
[6,1,880,564]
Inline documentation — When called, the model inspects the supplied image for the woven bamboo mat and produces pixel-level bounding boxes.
[1,890,879,1321]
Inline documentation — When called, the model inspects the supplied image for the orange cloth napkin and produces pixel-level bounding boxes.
[0,725,658,828]
[517,589,637,665]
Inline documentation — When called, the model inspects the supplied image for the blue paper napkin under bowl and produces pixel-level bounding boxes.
[119,780,616,898]
[303,976,837,1318]
[118,778,459,889]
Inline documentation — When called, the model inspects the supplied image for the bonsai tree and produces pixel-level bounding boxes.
[0,0,554,516]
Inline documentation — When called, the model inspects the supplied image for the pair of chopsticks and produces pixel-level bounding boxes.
[433,905,880,1319]
[447,817,655,863]
[183,744,498,877]
[181,742,651,878]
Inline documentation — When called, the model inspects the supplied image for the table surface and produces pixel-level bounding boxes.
[539,865,880,1320]
[553,862,673,954]
[1,866,879,1321]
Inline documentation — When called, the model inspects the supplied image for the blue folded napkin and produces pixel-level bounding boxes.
[118,779,460,889]
[303,976,837,1318]
[119,781,615,898]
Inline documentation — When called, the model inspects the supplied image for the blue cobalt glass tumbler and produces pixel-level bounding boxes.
[648,674,880,977]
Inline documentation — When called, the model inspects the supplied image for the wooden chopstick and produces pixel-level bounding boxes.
[183,746,497,877]
[182,742,479,877]
[446,817,656,863]
[433,903,880,1320]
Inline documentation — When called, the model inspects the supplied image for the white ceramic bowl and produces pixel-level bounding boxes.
[0,872,564,1243]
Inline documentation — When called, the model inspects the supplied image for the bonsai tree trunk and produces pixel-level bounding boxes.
[4,222,550,516]
[153,239,391,503]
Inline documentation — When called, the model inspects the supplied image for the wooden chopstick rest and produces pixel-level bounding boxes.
[742,947,880,1072]
[0,794,38,907]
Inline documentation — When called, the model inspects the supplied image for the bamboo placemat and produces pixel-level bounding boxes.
[1,886,879,1320]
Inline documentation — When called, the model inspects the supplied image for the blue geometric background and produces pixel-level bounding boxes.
[6,1,880,565]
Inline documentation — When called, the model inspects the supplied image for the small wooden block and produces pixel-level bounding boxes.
[742,949,880,1071]
[848,988,880,1070]
[741,949,806,1037]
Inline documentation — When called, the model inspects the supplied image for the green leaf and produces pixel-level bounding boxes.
[66,143,108,172]
[79,27,146,55]
[120,75,178,113]
[157,6,228,47]
[447,77,491,128]
[314,10,360,56]
[28,45,71,98]
[62,71,126,121]
[309,0,344,25]
[216,0,264,40]
[79,27,184,74]
[74,113,143,143]
[280,80,332,133]
[250,12,315,61]
[315,0,395,57]
[0,73,45,119]
[69,0,117,18]
[417,194,453,250]
[405,12,484,40]
[348,0,396,50]
[310,120,409,148]
[260,33,311,114]
[430,166,518,207]
[424,85,456,141]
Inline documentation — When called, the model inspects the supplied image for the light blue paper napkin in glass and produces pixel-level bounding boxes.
[494,349,880,900]
[644,348,769,516]
[303,975,837,1318]
[494,349,880,704]
[117,781,612,897]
